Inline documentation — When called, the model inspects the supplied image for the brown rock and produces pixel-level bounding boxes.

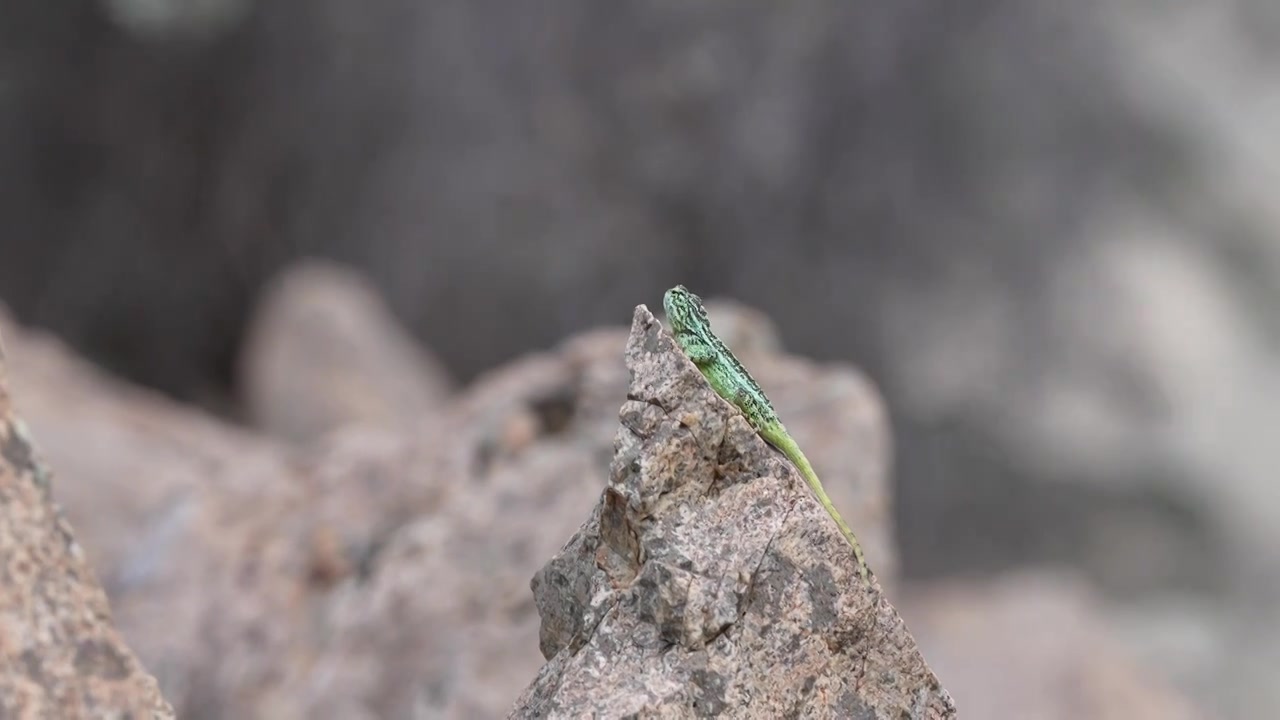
[240,259,453,445]
[509,305,953,718]
[670,298,897,580]
[0,307,291,595]
[0,307,305,714]
[0,294,894,718]
[288,330,633,718]
[0,327,175,719]
[0,307,449,716]
[738,352,896,580]
[284,303,895,717]
[901,571,1205,720]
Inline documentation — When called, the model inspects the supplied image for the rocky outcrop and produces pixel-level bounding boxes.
[0,328,175,718]
[510,305,953,718]
[0,305,442,716]
[6,283,1213,718]
[0,291,896,718]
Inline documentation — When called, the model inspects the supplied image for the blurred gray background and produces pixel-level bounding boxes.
[3,0,1278,715]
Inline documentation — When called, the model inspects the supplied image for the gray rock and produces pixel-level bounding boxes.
[0,328,176,719]
[512,305,953,719]
[0,294,897,718]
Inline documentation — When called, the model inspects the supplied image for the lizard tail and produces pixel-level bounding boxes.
[767,428,869,581]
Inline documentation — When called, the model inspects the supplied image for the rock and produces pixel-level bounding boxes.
[240,259,453,445]
[280,344,615,718]
[901,571,1205,720]
[668,296,897,581]
[0,306,291,596]
[0,303,637,718]
[510,305,953,718]
[0,306,448,716]
[251,301,896,718]
[0,295,894,718]
[0,327,175,718]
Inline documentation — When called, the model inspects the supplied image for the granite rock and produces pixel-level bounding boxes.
[511,305,952,718]
[0,326,175,719]
[0,292,895,718]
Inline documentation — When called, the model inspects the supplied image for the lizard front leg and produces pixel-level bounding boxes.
[679,337,719,366]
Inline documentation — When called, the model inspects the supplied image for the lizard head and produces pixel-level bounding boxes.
[663,284,707,335]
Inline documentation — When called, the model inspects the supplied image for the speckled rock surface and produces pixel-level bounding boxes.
[511,305,953,718]
[0,329,175,719]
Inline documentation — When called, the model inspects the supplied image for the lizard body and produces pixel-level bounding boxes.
[663,285,869,580]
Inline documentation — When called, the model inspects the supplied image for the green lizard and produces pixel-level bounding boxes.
[663,285,869,580]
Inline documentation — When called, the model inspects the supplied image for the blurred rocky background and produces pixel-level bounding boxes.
[2,0,1278,716]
